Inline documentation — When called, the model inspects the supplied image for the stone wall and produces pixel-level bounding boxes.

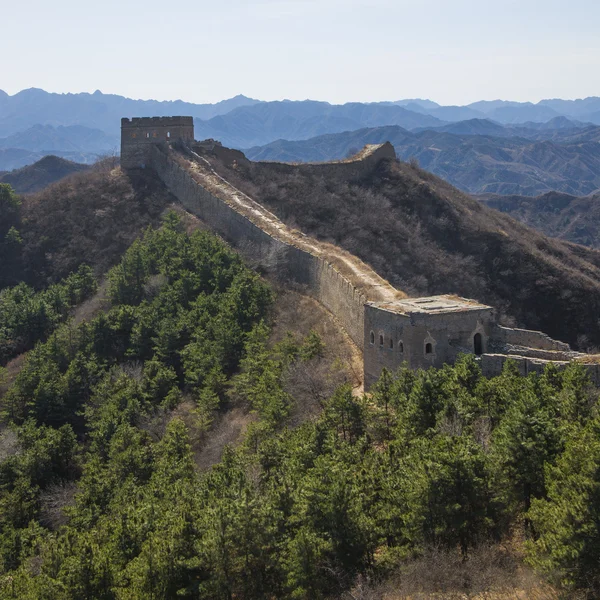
[149,144,369,349]
[364,303,495,389]
[137,137,598,390]
[494,325,571,351]
[250,142,397,183]
[481,353,600,384]
[121,117,194,169]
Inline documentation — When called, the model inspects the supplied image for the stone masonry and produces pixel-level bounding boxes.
[120,116,600,389]
[121,117,194,169]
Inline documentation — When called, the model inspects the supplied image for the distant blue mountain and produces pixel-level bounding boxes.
[0,88,261,137]
[194,100,444,147]
[244,123,600,197]
[1,88,600,171]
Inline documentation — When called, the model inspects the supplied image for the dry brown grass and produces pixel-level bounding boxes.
[343,545,561,600]
[0,353,27,403]
[4,164,173,288]
[193,406,256,470]
[72,278,111,325]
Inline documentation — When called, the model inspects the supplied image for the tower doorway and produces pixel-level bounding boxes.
[474,333,483,355]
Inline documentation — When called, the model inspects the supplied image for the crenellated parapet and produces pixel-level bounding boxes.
[121,116,194,169]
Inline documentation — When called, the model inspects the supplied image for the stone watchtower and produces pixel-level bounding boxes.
[120,116,194,169]
[364,295,495,389]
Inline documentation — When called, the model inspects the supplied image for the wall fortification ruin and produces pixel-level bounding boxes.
[120,116,600,388]
[149,141,404,349]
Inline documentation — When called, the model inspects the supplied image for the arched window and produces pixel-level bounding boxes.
[399,342,404,353]
[425,342,433,355]
[145,132,150,139]
[167,131,171,138]
[370,331,375,345]
[474,333,483,355]
[379,334,384,346]
[389,339,394,349]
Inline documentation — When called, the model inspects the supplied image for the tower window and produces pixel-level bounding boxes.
[370,331,375,345]
[399,342,404,353]
[389,339,394,349]
[425,343,433,355]
[379,335,384,346]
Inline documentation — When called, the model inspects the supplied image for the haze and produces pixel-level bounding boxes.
[2,0,599,105]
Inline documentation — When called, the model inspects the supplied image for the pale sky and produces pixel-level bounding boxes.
[2,0,599,105]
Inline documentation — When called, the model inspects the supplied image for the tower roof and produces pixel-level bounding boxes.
[367,295,492,316]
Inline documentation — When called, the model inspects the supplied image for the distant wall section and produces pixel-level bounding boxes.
[481,353,600,384]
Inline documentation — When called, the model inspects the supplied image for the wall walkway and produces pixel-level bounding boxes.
[149,143,404,351]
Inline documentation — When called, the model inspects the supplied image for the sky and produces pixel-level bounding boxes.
[2,0,600,106]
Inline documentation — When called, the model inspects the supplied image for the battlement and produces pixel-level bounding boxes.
[121,116,194,128]
[120,115,194,168]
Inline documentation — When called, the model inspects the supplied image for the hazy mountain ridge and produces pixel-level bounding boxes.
[245,124,600,196]
[2,88,600,182]
[0,124,118,153]
[193,100,445,147]
[0,88,261,137]
[0,147,99,171]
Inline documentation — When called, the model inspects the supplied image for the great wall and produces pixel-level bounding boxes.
[121,116,600,388]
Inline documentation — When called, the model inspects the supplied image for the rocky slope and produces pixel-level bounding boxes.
[480,190,600,248]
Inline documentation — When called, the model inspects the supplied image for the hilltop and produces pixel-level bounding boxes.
[0,160,173,288]
[0,155,90,193]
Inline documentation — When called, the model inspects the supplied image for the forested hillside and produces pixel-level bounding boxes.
[0,161,172,289]
[1,216,599,598]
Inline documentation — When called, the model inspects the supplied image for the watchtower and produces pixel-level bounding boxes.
[364,295,495,388]
[120,116,194,169]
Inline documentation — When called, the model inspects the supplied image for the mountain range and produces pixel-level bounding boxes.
[245,122,600,196]
[2,88,600,194]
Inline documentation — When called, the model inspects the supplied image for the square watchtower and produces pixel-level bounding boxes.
[120,116,194,169]
[364,295,495,388]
